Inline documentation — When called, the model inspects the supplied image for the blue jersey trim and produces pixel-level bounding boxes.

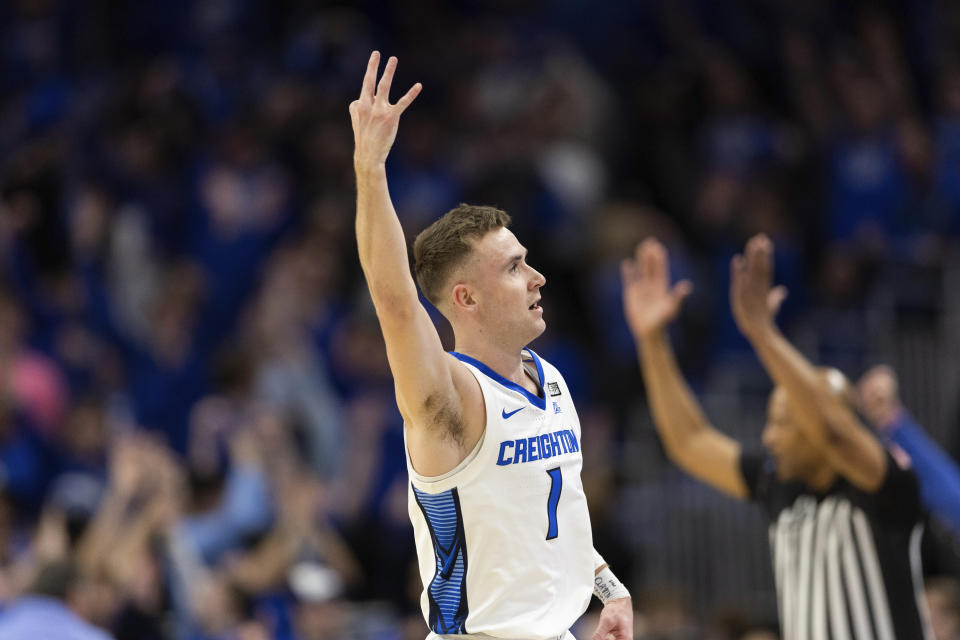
[413,486,469,634]
[449,348,547,410]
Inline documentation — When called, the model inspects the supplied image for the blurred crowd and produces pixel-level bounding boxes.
[2,0,960,639]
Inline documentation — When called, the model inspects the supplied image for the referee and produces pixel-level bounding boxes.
[622,236,932,640]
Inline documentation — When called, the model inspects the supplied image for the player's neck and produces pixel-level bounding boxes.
[454,338,528,386]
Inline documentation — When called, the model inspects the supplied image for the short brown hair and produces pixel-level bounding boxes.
[413,204,511,305]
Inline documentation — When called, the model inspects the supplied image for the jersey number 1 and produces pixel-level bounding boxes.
[546,467,562,540]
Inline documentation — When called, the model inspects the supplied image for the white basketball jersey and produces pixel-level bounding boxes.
[405,348,594,639]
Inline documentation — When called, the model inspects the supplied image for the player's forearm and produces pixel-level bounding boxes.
[355,164,418,305]
[638,329,714,457]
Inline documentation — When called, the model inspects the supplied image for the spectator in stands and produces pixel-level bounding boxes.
[858,364,960,538]
[926,576,960,640]
[0,559,114,640]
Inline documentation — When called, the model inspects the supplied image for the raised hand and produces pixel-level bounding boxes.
[110,432,145,499]
[730,233,787,340]
[349,51,422,169]
[621,239,692,340]
[33,507,69,562]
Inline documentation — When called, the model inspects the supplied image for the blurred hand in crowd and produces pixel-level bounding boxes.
[277,471,324,534]
[32,507,69,564]
[228,423,264,469]
[110,432,145,500]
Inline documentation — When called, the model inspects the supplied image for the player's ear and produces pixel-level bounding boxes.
[452,283,477,312]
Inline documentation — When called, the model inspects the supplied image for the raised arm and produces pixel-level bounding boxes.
[623,239,747,499]
[859,366,960,534]
[730,234,886,492]
[350,52,481,473]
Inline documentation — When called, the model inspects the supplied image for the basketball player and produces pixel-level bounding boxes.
[622,235,931,639]
[350,51,632,640]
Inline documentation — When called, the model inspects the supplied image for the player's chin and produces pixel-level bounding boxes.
[533,318,547,335]
[524,320,547,343]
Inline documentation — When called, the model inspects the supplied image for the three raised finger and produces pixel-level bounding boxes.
[377,56,398,103]
[729,254,745,300]
[396,82,423,113]
[360,51,380,102]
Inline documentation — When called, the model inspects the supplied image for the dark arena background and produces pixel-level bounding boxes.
[0,1,959,639]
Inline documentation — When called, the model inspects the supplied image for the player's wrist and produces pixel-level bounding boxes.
[592,550,630,605]
[353,158,387,176]
[636,325,667,345]
[742,317,777,343]
[594,566,631,605]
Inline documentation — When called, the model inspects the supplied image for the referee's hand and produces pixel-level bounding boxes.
[590,597,633,640]
[730,233,787,341]
[621,238,692,341]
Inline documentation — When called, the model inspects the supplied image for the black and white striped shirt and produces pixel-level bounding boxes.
[741,452,933,640]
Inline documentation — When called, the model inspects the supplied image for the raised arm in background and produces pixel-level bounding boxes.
[859,365,960,534]
[622,239,748,499]
[730,234,887,492]
[350,52,484,476]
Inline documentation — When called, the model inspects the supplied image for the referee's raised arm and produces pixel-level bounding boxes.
[731,234,888,493]
[623,239,749,500]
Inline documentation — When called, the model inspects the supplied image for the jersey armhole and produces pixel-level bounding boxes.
[409,361,491,487]
[411,428,487,485]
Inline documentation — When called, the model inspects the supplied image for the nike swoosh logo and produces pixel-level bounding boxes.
[502,407,524,419]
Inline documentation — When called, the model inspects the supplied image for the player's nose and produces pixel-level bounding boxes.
[530,267,546,289]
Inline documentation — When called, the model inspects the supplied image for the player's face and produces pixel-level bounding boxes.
[467,227,547,345]
[762,388,822,482]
